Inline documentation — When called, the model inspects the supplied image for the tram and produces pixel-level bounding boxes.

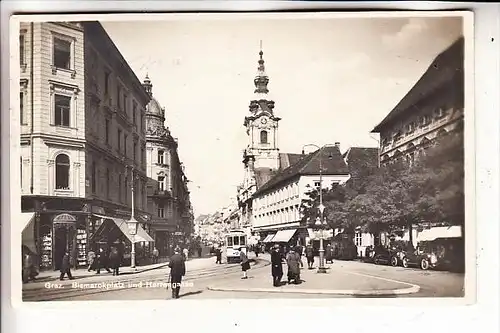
[224,230,247,263]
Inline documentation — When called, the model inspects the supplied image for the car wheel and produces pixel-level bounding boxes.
[402,258,409,268]
[390,256,398,267]
[420,258,429,270]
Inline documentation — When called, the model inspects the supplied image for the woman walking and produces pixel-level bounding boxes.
[286,248,302,284]
[239,248,250,279]
[271,244,283,287]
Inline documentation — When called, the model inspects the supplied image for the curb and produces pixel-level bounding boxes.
[33,263,170,283]
[206,284,420,296]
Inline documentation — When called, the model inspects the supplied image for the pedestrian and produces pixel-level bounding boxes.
[96,247,111,274]
[295,245,304,268]
[239,248,250,279]
[254,244,260,257]
[286,248,302,284]
[87,248,96,272]
[152,247,159,264]
[183,247,189,261]
[197,246,202,258]
[168,248,186,299]
[215,245,222,264]
[22,250,37,283]
[305,243,314,269]
[326,243,333,264]
[59,251,74,281]
[271,244,283,287]
[109,247,120,276]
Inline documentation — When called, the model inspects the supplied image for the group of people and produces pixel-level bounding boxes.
[86,243,125,277]
[270,244,304,286]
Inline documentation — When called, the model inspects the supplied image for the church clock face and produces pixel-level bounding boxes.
[261,118,267,125]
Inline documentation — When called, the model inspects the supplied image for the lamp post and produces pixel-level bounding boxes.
[127,166,138,269]
[302,143,335,274]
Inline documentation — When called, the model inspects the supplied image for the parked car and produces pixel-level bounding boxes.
[372,245,399,267]
[401,237,464,271]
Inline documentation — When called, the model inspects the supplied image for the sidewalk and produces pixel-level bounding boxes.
[207,253,420,296]
[34,259,170,282]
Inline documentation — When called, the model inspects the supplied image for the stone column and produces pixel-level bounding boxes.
[47,159,55,195]
[74,162,81,197]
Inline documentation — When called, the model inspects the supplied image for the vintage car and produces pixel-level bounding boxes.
[372,245,399,267]
[401,237,464,271]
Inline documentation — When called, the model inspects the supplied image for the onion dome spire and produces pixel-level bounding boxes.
[143,73,153,97]
[254,40,269,96]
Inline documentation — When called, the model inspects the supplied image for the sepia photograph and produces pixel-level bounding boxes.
[11,11,473,303]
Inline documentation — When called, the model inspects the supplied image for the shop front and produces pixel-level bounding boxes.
[90,215,155,267]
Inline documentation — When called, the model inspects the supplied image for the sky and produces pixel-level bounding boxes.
[101,14,463,217]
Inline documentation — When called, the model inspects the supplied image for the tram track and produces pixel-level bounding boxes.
[23,258,270,301]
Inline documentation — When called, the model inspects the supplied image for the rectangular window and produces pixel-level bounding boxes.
[123,95,127,114]
[117,86,121,109]
[54,94,71,127]
[53,37,71,70]
[105,119,110,144]
[158,204,165,218]
[132,102,137,125]
[20,92,24,124]
[124,134,128,156]
[133,141,137,162]
[355,232,362,246]
[158,176,165,191]
[91,162,96,194]
[106,168,110,198]
[314,181,321,188]
[118,174,122,201]
[117,129,122,152]
[104,72,110,95]
[141,147,145,167]
[157,150,164,164]
[19,34,25,66]
[421,115,431,126]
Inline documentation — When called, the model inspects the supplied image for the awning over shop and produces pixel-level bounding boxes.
[262,234,275,243]
[272,229,297,243]
[21,212,37,254]
[92,215,154,243]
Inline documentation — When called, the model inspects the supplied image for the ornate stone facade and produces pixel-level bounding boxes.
[20,21,152,270]
[144,75,193,256]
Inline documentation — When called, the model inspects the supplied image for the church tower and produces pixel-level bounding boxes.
[242,44,281,176]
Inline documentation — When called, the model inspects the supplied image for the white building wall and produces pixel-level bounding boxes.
[251,174,350,230]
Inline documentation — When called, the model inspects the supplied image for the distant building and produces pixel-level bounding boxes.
[372,37,464,167]
[20,21,153,270]
[143,75,193,256]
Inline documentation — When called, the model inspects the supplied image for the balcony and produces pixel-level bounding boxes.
[151,189,173,198]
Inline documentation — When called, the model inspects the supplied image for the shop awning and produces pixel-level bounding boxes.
[92,215,154,243]
[262,234,275,243]
[272,229,297,243]
[21,212,37,254]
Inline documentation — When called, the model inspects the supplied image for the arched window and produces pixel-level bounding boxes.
[260,130,268,144]
[55,154,70,189]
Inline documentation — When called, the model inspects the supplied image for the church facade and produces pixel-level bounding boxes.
[236,47,350,245]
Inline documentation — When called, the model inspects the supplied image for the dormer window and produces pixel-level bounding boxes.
[406,122,414,133]
[421,114,431,126]
[434,108,445,118]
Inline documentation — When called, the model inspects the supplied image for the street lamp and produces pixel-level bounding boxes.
[302,143,336,274]
[127,166,138,269]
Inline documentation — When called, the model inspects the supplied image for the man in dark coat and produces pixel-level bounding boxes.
[109,247,120,276]
[59,251,74,280]
[270,245,283,287]
[96,247,112,274]
[305,244,314,269]
[168,248,186,299]
[215,244,222,264]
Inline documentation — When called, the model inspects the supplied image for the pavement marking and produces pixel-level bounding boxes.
[206,285,419,296]
[207,266,421,296]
